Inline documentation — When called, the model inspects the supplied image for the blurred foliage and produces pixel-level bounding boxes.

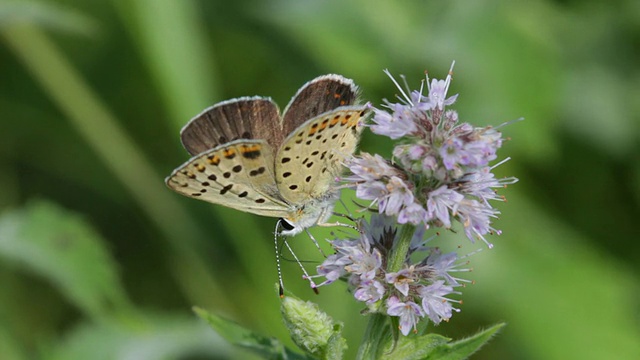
[0,0,639,359]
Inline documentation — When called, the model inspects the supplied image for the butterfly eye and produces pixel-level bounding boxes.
[280,218,295,231]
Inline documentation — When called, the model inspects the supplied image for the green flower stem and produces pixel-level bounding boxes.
[357,224,416,359]
[356,313,389,360]
[387,224,416,273]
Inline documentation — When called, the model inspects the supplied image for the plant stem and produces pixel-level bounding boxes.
[357,224,416,359]
[387,224,416,273]
[356,313,388,360]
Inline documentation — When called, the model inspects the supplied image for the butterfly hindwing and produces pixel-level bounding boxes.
[180,97,283,156]
[166,140,290,217]
[275,106,368,205]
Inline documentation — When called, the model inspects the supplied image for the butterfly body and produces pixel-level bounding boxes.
[166,75,368,235]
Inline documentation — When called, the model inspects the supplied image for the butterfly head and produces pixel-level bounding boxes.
[278,194,338,236]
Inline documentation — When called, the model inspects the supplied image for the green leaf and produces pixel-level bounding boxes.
[377,323,504,360]
[44,312,228,360]
[0,200,128,319]
[194,307,310,360]
[382,333,450,360]
[424,323,506,360]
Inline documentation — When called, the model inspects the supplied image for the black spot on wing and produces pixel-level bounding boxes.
[249,167,266,177]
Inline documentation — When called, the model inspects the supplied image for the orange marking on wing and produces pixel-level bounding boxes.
[308,122,319,136]
[240,144,261,153]
[239,144,262,159]
[185,171,196,179]
[223,148,236,159]
[320,119,329,127]
[207,155,220,165]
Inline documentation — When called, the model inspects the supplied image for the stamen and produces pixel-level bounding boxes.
[443,60,456,98]
[384,69,412,105]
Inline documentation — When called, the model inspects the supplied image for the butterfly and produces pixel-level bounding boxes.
[165,74,368,236]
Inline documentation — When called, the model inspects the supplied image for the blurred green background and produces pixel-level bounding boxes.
[1,0,639,359]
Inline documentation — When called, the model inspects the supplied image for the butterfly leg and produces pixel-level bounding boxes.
[337,198,355,219]
[282,237,319,294]
[275,220,320,294]
[316,218,358,231]
[305,228,327,257]
[313,202,358,231]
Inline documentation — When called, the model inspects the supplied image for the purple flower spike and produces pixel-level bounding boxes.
[311,63,517,336]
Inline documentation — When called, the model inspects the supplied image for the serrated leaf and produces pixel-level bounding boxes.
[424,323,506,360]
[194,307,310,360]
[382,332,450,360]
[377,323,504,360]
[0,200,128,318]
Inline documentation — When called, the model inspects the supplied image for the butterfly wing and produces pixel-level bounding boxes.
[166,140,291,217]
[180,97,284,156]
[275,106,368,205]
[281,74,359,140]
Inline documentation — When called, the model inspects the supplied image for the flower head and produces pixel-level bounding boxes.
[311,214,469,335]
[343,62,517,244]
[309,63,517,336]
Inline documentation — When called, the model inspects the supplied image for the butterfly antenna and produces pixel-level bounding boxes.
[274,220,286,298]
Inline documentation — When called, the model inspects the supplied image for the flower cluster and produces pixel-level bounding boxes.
[311,214,468,335]
[312,64,517,335]
[345,63,517,247]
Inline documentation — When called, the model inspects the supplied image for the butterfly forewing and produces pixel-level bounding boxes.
[281,75,359,138]
[166,140,291,217]
[180,98,283,156]
[275,106,367,205]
